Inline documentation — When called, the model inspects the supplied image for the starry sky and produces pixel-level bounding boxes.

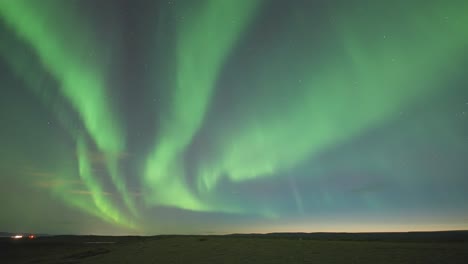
[1,0,468,235]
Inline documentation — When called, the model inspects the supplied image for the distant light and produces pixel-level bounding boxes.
[11,235,23,239]
[28,235,35,239]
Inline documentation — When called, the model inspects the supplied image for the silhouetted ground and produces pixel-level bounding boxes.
[2,231,468,263]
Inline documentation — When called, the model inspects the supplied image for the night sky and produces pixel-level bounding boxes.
[1,0,468,235]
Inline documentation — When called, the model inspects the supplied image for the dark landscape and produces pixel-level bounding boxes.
[2,231,468,264]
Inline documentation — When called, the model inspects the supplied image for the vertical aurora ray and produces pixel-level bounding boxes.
[144,0,261,210]
[76,136,135,229]
[0,0,136,222]
[196,0,468,193]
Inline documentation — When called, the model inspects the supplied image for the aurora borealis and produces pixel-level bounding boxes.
[1,0,468,235]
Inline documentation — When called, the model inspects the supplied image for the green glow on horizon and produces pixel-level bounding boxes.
[144,0,261,211]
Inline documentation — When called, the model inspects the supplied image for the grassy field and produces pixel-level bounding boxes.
[2,233,468,263]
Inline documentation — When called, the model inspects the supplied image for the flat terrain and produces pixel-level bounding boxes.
[2,232,468,264]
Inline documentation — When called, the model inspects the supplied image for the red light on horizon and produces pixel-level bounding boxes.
[28,235,35,239]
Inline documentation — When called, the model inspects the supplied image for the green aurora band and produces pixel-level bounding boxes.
[0,0,137,226]
[144,0,262,211]
[0,0,467,233]
[196,1,468,191]
[77,136,136,229]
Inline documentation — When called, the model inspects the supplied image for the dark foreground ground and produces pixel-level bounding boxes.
[2,231,468,264]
